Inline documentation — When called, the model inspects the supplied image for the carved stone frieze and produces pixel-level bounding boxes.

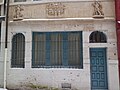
[13,5,24,21]
[92,1,104,18]
[46,2,65,17]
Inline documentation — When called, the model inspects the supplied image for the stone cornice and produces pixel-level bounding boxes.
[9,17,115,23]
[10,0,114,6]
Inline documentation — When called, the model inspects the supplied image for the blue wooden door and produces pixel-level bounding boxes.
[90,48,108,90]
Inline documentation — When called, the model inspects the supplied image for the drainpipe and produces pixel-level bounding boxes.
[115,0,120,83]
[3,0,9,89]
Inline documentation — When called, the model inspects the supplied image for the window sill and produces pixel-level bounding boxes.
[31,68,83,70]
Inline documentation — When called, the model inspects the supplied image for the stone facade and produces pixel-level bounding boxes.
[0,0,119,90]
[8,1,114,20]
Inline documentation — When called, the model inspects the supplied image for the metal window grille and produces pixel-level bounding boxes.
[32,32,83,68]
[11,33,25,68]
[89,31,107,43]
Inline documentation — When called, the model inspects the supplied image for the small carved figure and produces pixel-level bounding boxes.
[92,1,104,16]
[46,2,65,16]
[14,5,24,19]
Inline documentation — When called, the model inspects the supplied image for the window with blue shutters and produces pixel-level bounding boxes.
[11,33,25,68]
[32,32,83,69]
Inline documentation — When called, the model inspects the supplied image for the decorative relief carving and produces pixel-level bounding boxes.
[13,5,24,21]
[92,1,104,18]
[46,2,65,17]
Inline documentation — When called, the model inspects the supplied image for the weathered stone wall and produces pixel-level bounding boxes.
[0,0,3,3]
[0,0,119,90]
[8,0,115,20]
[4,20,119,90]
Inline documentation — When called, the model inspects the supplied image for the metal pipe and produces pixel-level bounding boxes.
[3,0,9,89]
[5,0,9,48]
[3,49,7,89]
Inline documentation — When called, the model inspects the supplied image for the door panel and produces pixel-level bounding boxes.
[90,48,108,90]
